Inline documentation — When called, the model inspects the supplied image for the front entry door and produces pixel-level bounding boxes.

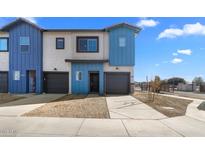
[28,70,36,93]
[89,72,99,93]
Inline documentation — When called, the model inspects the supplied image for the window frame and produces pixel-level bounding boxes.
[0,37,9,52]
[20,36,30,52]
[119,37,126,47]
[76,36,99,53]
[56,37,65,49]
[76,71,82,81]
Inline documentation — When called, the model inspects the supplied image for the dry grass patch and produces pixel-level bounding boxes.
[23,95,110,119]
[0,94,26,105]
[133,92,192,117]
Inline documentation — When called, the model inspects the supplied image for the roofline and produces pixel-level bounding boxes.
[44,29,105,32]
[0,18,141,33]
[104,22,141,33]
[65,59,109,63]
[1,18,43,31]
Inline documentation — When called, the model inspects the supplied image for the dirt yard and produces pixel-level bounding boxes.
[23,95,110,119]
[0,94,26,105]
[133,92,192,117]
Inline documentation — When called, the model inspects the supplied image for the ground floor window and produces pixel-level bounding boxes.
[76,71,82,81]
[13,71,20,80]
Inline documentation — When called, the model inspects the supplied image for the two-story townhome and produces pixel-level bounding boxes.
[0,18,140,95]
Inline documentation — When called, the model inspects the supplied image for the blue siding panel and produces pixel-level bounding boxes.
[109,27,135,66]
[71,63,104,95]
[8,22,43,94]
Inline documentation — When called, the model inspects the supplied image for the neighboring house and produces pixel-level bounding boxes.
[0,18,140,95]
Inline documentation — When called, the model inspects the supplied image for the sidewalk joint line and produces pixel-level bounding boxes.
[159,120,185,137]
[121,120,131,137]
[75,118,85,137]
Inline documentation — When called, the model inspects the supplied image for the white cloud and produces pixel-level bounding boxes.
[24,17,37,24]
[171,58,183,64]
[158,22,205,39]
[137,19,159,28]
[172,53,178,56]
[155,64,160,67]
[177,49,192,55]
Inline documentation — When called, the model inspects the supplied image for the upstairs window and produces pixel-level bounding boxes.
[76,71,82,81]
[77,37,98,52]
[119,37,126,47]
[56,38,65,49]
[0,38,8,52]
[20,37,30,52]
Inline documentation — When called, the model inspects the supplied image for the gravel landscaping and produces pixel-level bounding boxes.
[133,91,192,117]
[23,95,110,119]
[197,101,205,111]
[0,94,26,105]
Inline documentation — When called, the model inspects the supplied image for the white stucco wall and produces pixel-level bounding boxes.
[71,31,109,60]
[0,32,9,71]
[43,32,72,72]
[43,31,109,72]
[103,62,134,83]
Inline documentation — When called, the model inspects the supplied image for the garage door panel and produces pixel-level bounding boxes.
[105,72,129,94]
[44,72,69,93]
[0,72,8,93]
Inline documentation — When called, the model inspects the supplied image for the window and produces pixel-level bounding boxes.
[0,38,8,52]
[20,37,30,52]
[56,38,65,49]
[119,37,126,47]
[13,71,20,80]
[76,71,82,81]
[77,37,98,52]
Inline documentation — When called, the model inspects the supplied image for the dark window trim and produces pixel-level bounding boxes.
[0,37,9,52]
[76,36,99,53]
[56,37,65,49]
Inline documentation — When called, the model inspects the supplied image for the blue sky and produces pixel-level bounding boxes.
[1,17,205,82]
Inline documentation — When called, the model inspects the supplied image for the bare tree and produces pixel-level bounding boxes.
[149,76,161,102]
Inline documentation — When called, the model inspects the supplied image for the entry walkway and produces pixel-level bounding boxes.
[0,94,65,117]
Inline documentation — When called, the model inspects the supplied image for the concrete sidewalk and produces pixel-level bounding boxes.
[0,116,181,137]
[1,115,205,137]
[0,94,65,117]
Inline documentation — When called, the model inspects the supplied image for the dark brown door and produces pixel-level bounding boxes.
[0,72,8,93]
[89,72,99,93]
[105,72,130,94]
[44,72,69,93]
[28,70,36,93]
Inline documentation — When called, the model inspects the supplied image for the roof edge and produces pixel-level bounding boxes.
[1,17,43,31]
[104,22,141,33]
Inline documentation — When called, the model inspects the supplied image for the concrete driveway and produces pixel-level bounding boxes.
[106,95,167,120]
[0,94,65,117]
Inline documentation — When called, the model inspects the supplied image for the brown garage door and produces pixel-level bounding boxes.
[44,72,69,93]
[105,72,130,94]
[0,72,8,93]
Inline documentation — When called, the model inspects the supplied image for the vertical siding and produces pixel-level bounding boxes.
[8,22,43,93]
[109,27,135,66]
[71,63,104,95]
